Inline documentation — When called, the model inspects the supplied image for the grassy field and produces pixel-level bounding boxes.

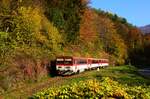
[2,65,150,99]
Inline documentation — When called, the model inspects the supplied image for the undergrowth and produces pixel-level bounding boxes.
[31,77,150,99]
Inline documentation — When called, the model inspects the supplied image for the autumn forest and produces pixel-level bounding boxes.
[0,0,150,96]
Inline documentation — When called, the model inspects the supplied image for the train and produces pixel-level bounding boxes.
[56,56,109,75]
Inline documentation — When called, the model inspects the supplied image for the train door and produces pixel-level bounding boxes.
[73,58,78,73]
[88,58,92,70]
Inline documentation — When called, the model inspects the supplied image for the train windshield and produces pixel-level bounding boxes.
[64,59,72,65]
[56,58,64,64]
[56,58,73,65]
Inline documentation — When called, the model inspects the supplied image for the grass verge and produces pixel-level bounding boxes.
[2,65,150,99]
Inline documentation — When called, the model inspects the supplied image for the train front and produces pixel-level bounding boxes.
[56,56,75,75]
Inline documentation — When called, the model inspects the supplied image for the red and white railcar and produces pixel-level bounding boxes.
[56,56,109,75]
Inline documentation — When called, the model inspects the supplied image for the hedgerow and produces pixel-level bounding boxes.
[31,77,150,99]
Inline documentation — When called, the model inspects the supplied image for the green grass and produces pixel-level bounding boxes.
[2,65,150,99]
[31,66,150,99]
[91,66,150,86]
[63,65,150,87]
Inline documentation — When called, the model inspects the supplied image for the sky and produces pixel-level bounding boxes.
[90,0,150,27]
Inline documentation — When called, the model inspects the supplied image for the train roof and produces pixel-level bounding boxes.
[56,56,108,60]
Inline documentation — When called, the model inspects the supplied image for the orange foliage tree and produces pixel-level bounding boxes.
[79,8,99,42]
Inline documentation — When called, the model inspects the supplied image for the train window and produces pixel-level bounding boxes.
[76,59,87,64]
[57,59,63,61]
[56,58,64,64]
[100,59,108,63]
[64,59,73,65]
[65,59,72,61]
[92,60,98,63]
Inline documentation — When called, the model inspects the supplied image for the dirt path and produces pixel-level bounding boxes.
[3,71,91,99]
[26,74,87,97]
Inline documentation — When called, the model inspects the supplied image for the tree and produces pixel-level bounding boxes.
[45,0,88,42]
[79,8,99,42]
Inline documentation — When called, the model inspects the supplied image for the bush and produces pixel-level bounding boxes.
[32,77,150,99]
[0,7,63,92]
[0,32,14,66]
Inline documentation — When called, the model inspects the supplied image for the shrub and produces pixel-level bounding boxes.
[32,77,150,99]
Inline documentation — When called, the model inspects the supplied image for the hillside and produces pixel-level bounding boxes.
[140,24,150,34]
[0,0,150,96]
